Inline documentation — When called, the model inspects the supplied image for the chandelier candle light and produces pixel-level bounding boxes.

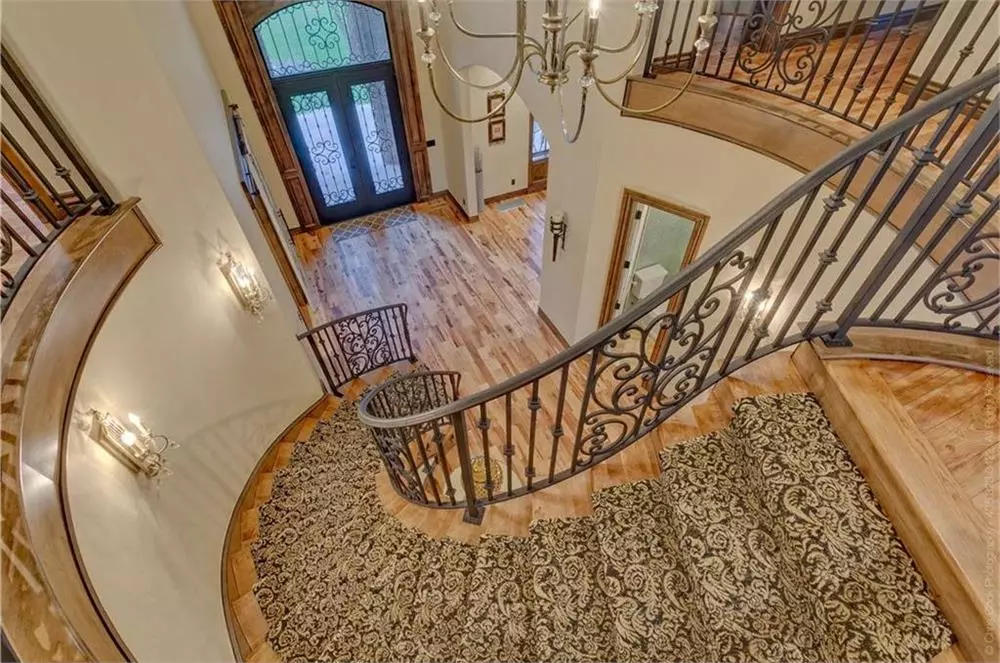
[415,0,718,142]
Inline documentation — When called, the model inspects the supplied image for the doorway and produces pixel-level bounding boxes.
[599,189,709,326]
[255,0,415,224]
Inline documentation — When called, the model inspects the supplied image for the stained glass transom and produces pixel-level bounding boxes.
[350,81,404,194]
[290,91,357,206]
[256,0,391,79]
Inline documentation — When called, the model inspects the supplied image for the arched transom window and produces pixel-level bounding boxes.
[255,0,391,79]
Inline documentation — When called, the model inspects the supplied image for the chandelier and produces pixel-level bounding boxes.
[415,0,719,143]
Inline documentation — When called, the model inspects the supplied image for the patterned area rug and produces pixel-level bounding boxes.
[328,205,419,242]
[251,393,953,662]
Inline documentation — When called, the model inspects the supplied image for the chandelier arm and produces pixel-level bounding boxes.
[557,83,588,144]
[594,20,653,85]
[428,53,529,123]
[594,14,645,54]
[593,67,696,114]
[447,0,520,39]
[436,36,522,90]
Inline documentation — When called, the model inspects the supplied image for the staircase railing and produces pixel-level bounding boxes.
[645,0,997,131]
[359,67,999,524]
[298,302,416,395]
[1,46,117,315]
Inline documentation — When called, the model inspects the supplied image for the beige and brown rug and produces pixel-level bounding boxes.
[251,392,953,662]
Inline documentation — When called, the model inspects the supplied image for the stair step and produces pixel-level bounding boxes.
[656,429,828,660]
[592,480,707,661]
[462,535,536,662]
[529,517,615,662]
[726,394,954,661]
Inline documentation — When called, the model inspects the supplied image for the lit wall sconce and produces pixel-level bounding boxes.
[90,410,177,479]
[549,212,567,262]
[739,287,774,337]
[219,252,271,317]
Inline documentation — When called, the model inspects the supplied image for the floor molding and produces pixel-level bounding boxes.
[537,306,569,349]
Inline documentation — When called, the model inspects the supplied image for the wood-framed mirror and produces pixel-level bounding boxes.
[598,188,709,326]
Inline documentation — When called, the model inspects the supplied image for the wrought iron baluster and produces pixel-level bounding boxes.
[547,365,570,482]
[829,1,887,111]
[570,347,601,471]
[401,425,429,504]
[662,0,682,66]
[0,87,86,202]
[842,1,906,121]
[743,188,821,359]
[871,1,946,128]
[0,156,62,226]
[804,102,965,335]
[815,1,867,106]
[713,0,744,78]
[643,0,665,77]
[477,403,494,500]
[773,159,864,344]
[937,73,996,164]
[718,216,782,375]
[873,156,999,321]
[431,419,456,505]
[940,3,998,90]
[826,97,1000,345]
[525,380,541,489]
[899,2,974,116]
[799,1,849,102]
[451,410,482,523]
[321,327,350,386]
[1,218,40,257]
[305,333,337,394]
[415,425,442,505]
[504,392,513,495]
[856,0,926,127]
[1,192,49,243]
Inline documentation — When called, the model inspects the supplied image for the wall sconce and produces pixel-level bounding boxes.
[549,213,567,262]
[89,410,177,479]
[219,252,271,317]
[739,287,774,337]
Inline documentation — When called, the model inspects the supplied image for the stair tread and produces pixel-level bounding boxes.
[592,480,707,661]
[657,429,831,660]
[529,517,616,662]
[462,535,536,662]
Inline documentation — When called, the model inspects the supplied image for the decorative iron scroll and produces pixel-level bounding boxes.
[255,0,391,79]
[298,303,415,393]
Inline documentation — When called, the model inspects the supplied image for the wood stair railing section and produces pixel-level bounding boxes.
[1,198,159,662]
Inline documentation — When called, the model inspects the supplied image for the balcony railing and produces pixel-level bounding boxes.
[358,67,999,524]
[298,303,416,395]
[645,0,997,131]
[1,46,116,315]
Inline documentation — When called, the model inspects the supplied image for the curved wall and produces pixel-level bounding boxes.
[3,1,322,661]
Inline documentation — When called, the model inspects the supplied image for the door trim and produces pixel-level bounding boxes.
[598,187,710,326]
[213,0,432,229]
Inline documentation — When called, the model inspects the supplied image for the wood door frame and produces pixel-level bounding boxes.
[213,0,432,230]
[526,113,548,190]
[597,188,709,326]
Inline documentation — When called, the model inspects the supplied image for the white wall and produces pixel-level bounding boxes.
[2,1,322,661]
[463,65,532,200]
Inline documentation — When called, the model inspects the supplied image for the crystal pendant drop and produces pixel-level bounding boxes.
[429,9,442,23]
[579,74,595,88]
[694,37,710,52]
[421,51,437,64]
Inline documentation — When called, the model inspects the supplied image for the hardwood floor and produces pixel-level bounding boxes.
[294,193,568,395]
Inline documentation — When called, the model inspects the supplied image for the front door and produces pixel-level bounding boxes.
[255,0,415,225]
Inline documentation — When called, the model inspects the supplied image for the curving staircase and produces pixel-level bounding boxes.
[247,375,952,662]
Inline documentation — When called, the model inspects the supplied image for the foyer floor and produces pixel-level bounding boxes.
[293,193,568,394]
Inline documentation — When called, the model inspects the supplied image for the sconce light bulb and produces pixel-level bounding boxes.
[588,0,601,19]
[121,431,138,447]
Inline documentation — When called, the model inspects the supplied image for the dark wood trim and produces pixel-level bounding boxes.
[212,0,432,231]
[483,184,544,207]
[598,187,709,327]
[221,394,329,661]
[60,201,161,663]
[430,189,472,223]
[538,306,570,349]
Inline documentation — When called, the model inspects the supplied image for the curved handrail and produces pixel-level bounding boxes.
[360,68,999,430]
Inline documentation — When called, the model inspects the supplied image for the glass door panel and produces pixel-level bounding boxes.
[289,90,357,206]
[350,80,405,194]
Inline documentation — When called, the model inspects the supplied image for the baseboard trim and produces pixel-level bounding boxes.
[538,306,570,349]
